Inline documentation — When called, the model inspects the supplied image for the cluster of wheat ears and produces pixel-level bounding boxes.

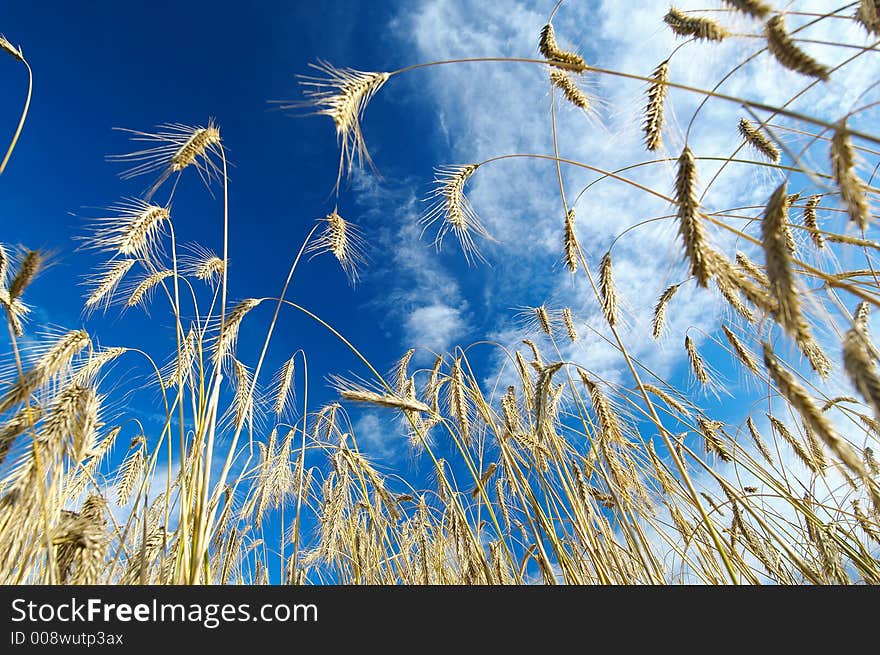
[2,0,880,585]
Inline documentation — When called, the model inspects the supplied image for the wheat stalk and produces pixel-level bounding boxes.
[297,61,390,184]
[747,416,775,465]
[423,164,490,264]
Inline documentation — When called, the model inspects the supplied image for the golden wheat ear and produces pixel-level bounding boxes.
[764,15,830,81]
[421,164,493,265]
[289,60,390,188]
[0,34,24,62]
[664,7,728,41]
[108,121,222,200]
[738,118,781,163]
[721,0,772,19]
[306,209,367,284]
[857,0,880,35]
[643,60,668,152]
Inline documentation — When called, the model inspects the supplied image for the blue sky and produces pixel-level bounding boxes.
[0,1,449,408]
[3,0,879,579]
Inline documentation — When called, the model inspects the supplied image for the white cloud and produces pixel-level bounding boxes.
[404,302,466,353]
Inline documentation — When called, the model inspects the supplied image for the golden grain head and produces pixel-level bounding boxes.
[549,69,591,111]
[738,118,781,164]
[721,0,772,19]
[295,61,390,185]
[110,122,222,200]
[761,182,811,344]
[675,147,711,287]
[306,210,366,283]
[643,60,669,152]
[857,0,880,35]
[538,23,587,72]
[564,208,578,273]
[0,34,24,62]
[765,15,830,81]
[599,251,617,328]
[85,259,136,310]
[831,121,871,231]
[664,7,728,41]
[422,164,491,265]
[652,284,679,340]
[8,249,42,300]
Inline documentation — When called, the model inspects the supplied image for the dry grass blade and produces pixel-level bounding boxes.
[738,118,780,163]
[664,7,728,41]
[644,60,669,152]
[831,121,871,231]
[765,15,830,81]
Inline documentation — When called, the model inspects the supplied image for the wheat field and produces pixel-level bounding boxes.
[1,1,880,585]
